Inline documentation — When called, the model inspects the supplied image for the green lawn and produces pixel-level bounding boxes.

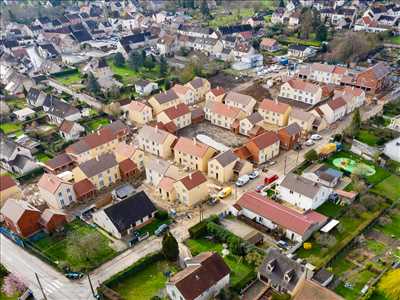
[108,60,139,84]
[389,35,400,45]
[325,151,390,185]
[356,130,380,146]
[370,175,400,203]
[110,260,177,300]
[375,209,400,239]
[54,72,83,85]
[366,240,386,255]
[335,269,376,300]
[33,220,116,272]
[0,123,22,134]
[137,217,172,236]
[186,238,254,287]
[35,152,52,163]
[369,291,390,300]
[331,257,356,276]
[285,36,321,47]
[209,8,254,27]
[6,98,26,110]
[316,202,344,218]
[83,117,110,132]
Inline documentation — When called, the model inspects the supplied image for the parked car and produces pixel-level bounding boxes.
[305,139,315,146]
[65,272,84,280]
[311,134,322,140]
[155,224,169,236]
[236,175,250,187]
[218,187,232,199]
[255,184,265,193]
[268,160,276,166]
[248,170,260,179]
[276,240,288,250]
[208,198,220,206]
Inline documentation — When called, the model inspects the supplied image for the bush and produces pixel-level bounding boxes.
[156,210,169,221]
[188,215,219,238]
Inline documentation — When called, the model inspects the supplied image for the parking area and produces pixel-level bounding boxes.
[179,122,248,148]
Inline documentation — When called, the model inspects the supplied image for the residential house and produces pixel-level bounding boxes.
[288,45,313,59]
[145,158,179,187]
[289,11,301,28]
[157,176,177,202]
[204,102,245,130]
[43,153,75,175]
[239,112,264,136]
[122,101,153,125]
[93,191,157,239]
[258,99,292,127]
[73,178,96,202]
[177,25,218,39]
[208,150,253,183]
[172,84,196,105]
[119,158,140,181]
[234,192,328,242]
[271,7,287,24]
[224,91,256,116]
[319,97,347,124]
[65,120,129,164]
[288,108,316,135]
[258,248,306,295]
[1,199,41,237]
[260,38,280,52]
[134,80,158,96]
[174,171,209,207]
[38,173,76,209]
[83,57,113,79]
[0,138,38,175]
[118,33,151,58]
[173,137,216,172]
[157,34,177,55]
[166,252,230,300]
[114,142,145,170]
[0,175,21,207]
[297,63,349,85]
[157,103,191,130]
[148,89,182,114]
[43,95,81,125]
[303,165,343,188]
[72,153,120,190]
[384,137,400,162]
[277,173,332,210]
[340,62,390,93]
[26,87,47,107]
[334,87,365,114]
[185,77,211,101]
[278,123,302,150]
[205,87,225,104]
[243,131,280,164]
[293,279,345,300]
[59,120,85,141]
[279,79,323,105]
[137,125,177,159]
[39,209,67,233]
[13,107,35,121]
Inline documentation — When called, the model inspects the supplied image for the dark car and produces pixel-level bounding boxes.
[65,272,84,280]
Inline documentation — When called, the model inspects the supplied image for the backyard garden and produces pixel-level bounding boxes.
[51,69,84,86]
[30,219,117,272]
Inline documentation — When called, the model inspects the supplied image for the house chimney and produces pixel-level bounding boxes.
[193,138,196,145]
[189,173,192,180]
[95,155,99,161]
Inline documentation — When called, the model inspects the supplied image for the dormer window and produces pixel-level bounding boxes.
[267,259,276,272]
[284,269,295,282]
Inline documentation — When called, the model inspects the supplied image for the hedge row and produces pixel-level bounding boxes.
[51,69,79,78]
[188,215,219,239]
[104,252,164,288]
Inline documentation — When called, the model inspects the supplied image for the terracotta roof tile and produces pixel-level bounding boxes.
[259,99,290,114]
[73,179,96,198]
[179,171,207,191]
[162,103,190,120]
[174,137,212,158]
[247,131,279,150]
[0,175,17,192]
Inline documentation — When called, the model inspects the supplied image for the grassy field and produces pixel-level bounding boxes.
[325,151,390,185]
[356,129,380,146]
[370,175,400,203]
[33,220,116,272]
[54,71,83,85]
[284,36,321,47]
[374,209,400,239]
[0,123,22,134]
[35,152,52,163]
[186,238,254,287]
[315,202,345,218]
[110,260,177,300]
[83,117,110,132]
[209,8,254,27]
[335,269,376,300]
[6,98,26,110]
[389,35,400,45]
[108,60,139,84]
[137,217,172,236]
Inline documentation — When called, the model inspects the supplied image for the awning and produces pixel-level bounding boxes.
[320,219,339,233]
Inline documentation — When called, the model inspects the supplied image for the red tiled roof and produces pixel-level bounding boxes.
[209,87,225,97]
[38,173,71,194]
[44,153,74,171]
[236,192,327,236]
[173,137,211,158]
[73,179,96,198]
[162,103,190,120]
[247,131,279,150]
[259,99,290,113]
[119,158,137,174]
[59,120,75,133]
[179,171,207,191]
[327,97,347,110]
[210,102,241,119]
[0,175,17,192]
[234,146,252,160]
[287,78,321,94]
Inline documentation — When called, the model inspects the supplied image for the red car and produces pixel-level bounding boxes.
[264,174,278,185]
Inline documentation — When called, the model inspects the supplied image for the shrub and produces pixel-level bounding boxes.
[188,215,219,238]
[162,232,179,261]
[156,210,169,221]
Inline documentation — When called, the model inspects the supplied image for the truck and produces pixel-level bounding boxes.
[319,142,342,157]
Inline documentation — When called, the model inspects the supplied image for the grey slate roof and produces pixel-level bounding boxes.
[279,173,322,199]
[103,191,157,233]
[258,248,304,293]
[154,89,179,104]
[214,150,238,167]
[79,153,118,177]
[246,112,263,125]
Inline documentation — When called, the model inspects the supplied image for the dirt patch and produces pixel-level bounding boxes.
[179,122,248,148]
[208,72,247,90]
[238,83,272,101]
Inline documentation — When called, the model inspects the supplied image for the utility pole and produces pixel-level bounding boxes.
[35,272,47,300]
[87,273,96,298]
